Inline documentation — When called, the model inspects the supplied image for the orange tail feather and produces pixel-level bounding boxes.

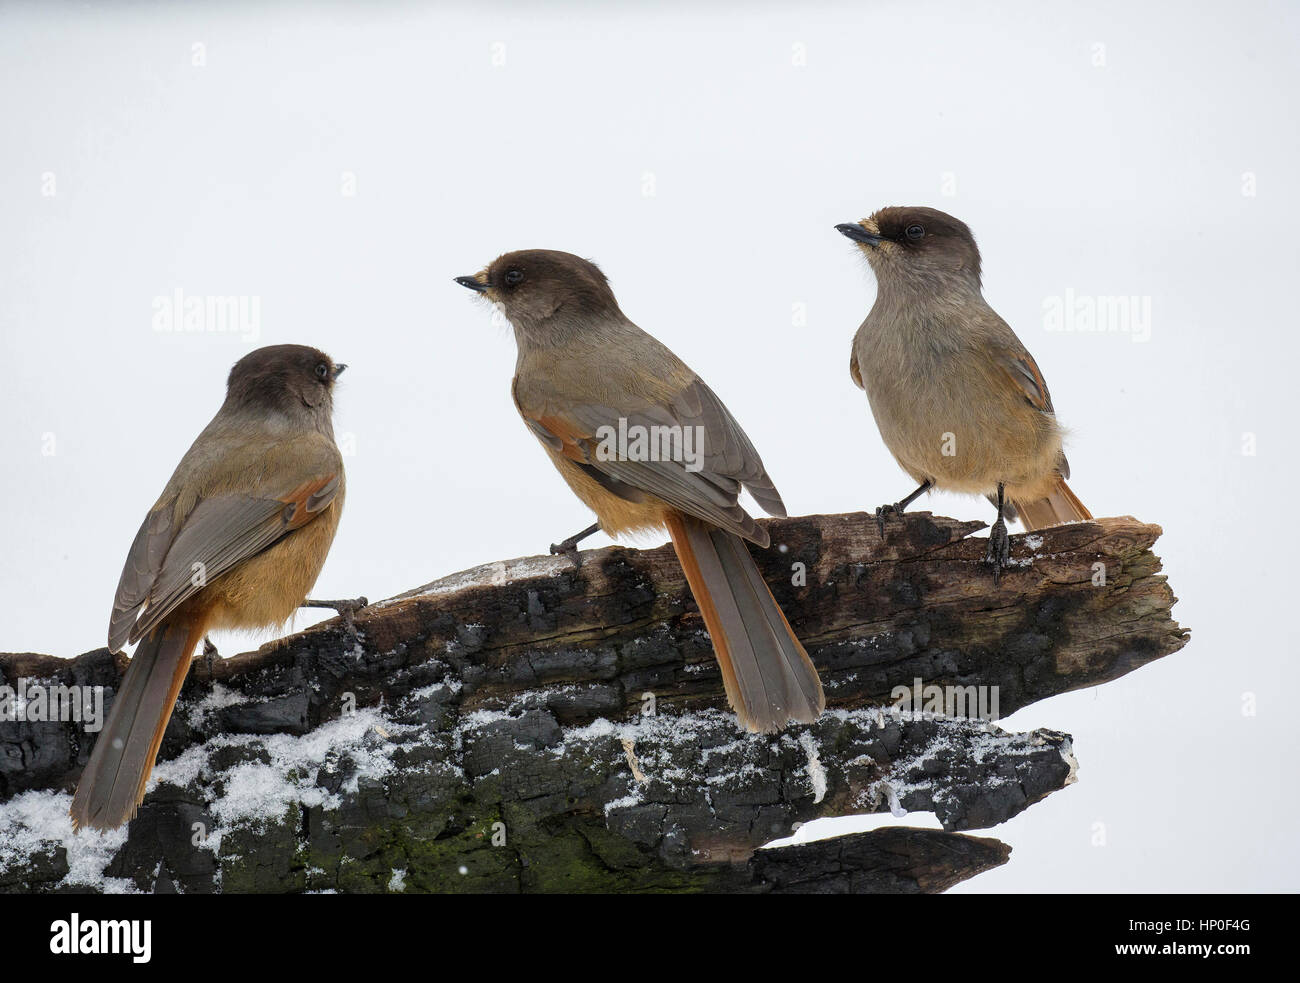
[1009,477,1092,532]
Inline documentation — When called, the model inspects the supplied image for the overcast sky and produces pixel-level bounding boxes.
[1,0,1296,892]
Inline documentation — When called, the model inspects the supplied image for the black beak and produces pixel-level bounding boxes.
[455,275,489,293]
[332,363,348,379]
[836,223,882,246]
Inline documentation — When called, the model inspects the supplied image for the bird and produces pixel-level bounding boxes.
[836,206,1091,581]
[455,249,824,733]
[71,344,357,831]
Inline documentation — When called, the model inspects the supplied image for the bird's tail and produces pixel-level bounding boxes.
[70,614,204,831]
[1008,477,1092,532]
[664,512,824,733]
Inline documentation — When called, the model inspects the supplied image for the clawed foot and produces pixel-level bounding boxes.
[983,517,1012,585]
[199,635,220,673]
[548,522,600,570]
[872,481,932,538]
[301,596,369,637]
[874,503,903,538]
[549,540,583,569]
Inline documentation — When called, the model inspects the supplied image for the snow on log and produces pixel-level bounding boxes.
[0,512,1186,893]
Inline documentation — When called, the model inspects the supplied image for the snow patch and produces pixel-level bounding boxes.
[799,732,827,803]
[186,683,259,728]
[0,704,421,889]
[377,553,571,607]
[0,790,133,892]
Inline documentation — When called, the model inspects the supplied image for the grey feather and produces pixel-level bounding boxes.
[675,516,823,732]
[538,377,787,546]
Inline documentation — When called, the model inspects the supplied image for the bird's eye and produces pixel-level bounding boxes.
[315,362,330,381]
[905,224,925,240]
[503,269,524,287]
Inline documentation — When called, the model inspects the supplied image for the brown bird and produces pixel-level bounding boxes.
[455,250,824,733]
[71,344,356,831]
[837,207,1091,579]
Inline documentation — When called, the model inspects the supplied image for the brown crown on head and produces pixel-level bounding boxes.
[868,206,982,284]
[485,249,621,316]
[226,344,339,410]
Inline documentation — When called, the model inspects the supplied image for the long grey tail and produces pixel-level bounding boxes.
[665,512,825,733]
[70,615,201,832]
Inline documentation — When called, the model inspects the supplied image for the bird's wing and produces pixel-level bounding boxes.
[109,470,341,650]
[109,507,177,652]
[998,345,1055,415]
[517,377,784,546]
[991,339,1072,478]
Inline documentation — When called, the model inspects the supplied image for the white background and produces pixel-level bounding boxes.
[1,0,1295,892]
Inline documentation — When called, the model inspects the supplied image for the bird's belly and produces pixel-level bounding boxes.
[204,499,343,632]
[548,451,668,538]
[863,356,1059,495]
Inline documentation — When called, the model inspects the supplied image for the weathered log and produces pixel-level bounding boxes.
[748,826,1013,894]
[0,512,1186,893]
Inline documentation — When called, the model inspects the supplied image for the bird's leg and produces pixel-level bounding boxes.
[549,522,600,569]
[875,480,932,537]
[199,636,220,673]
[984,482,1012,584]
[301,596,369,636]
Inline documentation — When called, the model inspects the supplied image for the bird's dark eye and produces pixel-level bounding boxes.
[905,224,925,240]
[315,362,330,381]
[503,269,524,287]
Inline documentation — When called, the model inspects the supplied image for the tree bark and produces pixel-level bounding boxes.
[0,512,1186,894]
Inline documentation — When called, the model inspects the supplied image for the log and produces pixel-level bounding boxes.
[748,826,1013,895]
[0,512,1186,893]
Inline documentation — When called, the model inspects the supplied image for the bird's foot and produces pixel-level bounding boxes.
[874,502,904,538]
[199,636,220,674]
[549,539,583,570]
[549,522,600,570]
[301,596,369,637]
[983,518,1012,585]
[872,481,933,537]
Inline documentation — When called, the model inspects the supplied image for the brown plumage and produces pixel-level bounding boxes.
[837,207,1090,573]
[71,345,347,831]
[457,250,824,733]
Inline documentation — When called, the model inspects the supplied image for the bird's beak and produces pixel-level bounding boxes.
[332,363,348,379]
[455,275,490,293]
[836,222,882,246]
